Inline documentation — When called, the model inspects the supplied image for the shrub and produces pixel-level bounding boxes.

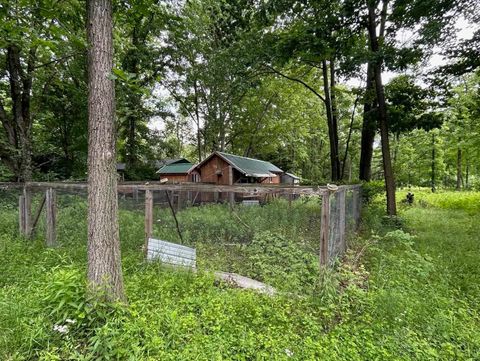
[361,180,385,204]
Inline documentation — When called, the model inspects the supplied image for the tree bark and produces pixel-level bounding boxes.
[330,57,341,179]
[456,147,462,190]
[2,45,36,181]
[465,154,469,189]
[87,0,125,301]
[367,2,397,215]
[359,62,376,181]
[193,80,203,161]
[322,59,341,181]
[342,94,359,180]
[359,0,387,183]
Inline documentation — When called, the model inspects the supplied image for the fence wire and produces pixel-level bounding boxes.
[1,183,361,274]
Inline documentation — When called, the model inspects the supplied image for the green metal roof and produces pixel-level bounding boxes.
[158,162,194,174]
[217,152,283,177]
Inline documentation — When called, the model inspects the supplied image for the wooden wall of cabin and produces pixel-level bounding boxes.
[259,174,281,184]
[198,155,232,185]
[197,155,231,202]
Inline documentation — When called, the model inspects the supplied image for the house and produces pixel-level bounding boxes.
[191,151,283,185]
[157,158,195,183]
[281,172,301,185]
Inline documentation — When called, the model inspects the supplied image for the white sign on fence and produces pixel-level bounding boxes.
[147,238,196,268]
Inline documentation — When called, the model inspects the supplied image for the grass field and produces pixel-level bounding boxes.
[0,190,479,360]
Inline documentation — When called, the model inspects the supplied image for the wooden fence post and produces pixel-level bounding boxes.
[228,165,234,206]
[144,189,153,256]
[177,191,183,212]
[320,191,331,266]
[19,195,25,236]
[352,187,360,228]
[23,187,32,238]
[338,189,346,254]
[45,188,57,247]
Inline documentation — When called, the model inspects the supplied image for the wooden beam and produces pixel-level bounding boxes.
[228,165,234,206]
[23,187,32,238]
[338,189,346,254]
[144,189,153,257]
[24,181,363,195]
[352,187,360,228]
[165,190,184,243]
[30,194,46,237]
[19,195,25,236]
[45,188,57,247]
[320,192,331,266]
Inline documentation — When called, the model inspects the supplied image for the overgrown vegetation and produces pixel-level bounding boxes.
[0,191,479,360]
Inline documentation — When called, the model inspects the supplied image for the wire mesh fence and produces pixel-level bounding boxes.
[1,182,361,274]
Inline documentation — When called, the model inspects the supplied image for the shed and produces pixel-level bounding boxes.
[281,172,301,185]
[157,158,195,183]
[191,151,283,185]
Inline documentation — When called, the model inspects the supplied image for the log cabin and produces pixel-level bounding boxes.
[191,151,283,185]
[157,158,195,183]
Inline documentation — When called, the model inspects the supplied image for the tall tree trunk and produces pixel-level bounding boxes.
[456,147,462,190]
[322,59,340,181]
[342,94,359,180]
[359,62,376,181]
[4,45,36,181]
[330,57,341,180]
[367,1,397,216]
[193,81,202,161]
[87,0,125,301]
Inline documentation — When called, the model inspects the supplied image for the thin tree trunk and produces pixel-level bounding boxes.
[342,94,359,179]
[87,0,125,301]
[193,80,202,161]
[322,59,340,181]
[330,57,341,179]
[456,147,462,190]
[359,62,376,181]
[465,155,469,189]
[367,1,396,216]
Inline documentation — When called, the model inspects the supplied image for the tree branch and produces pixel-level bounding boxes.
[263,64,325,103]
[34,52,80,70]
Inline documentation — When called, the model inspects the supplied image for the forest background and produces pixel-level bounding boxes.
[1,0,479,200]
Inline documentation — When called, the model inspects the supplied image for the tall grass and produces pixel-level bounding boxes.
[0,191,479,360]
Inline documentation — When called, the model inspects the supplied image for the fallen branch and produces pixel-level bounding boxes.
[164,190,184,243]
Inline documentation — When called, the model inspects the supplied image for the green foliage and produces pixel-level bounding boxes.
[361,180,385,204]
[385,75,443,134]
[399,188,480,214]
[244,231,318,292]
[1,191,480,360]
